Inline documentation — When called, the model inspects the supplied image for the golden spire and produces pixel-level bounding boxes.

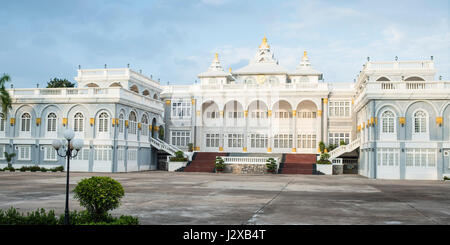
[259,35,270,49]
[303,50,308,59]
[229,67,232,73]
[214,52,219,61]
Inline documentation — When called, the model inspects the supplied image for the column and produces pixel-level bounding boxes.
[191,98,196,151]
[244,109,248,153]
[220,109,224,152]
[268,109,272,153]
[292,109,297,153]
[322,98,329,145]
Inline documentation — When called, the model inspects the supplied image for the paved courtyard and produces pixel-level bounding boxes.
[0,171,449,225]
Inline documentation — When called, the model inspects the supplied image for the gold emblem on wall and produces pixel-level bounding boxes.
[257,75,265,85]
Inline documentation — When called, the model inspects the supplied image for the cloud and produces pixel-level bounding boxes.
[200,0,228,6]
[382,26,405,44]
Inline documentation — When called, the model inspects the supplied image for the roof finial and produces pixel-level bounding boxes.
[303,51,308,58]
[214,53,219,61]
[259,35,270,49]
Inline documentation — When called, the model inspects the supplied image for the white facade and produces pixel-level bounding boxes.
[1,37,449,180]
[0,68,165,172]
[161,37,450,180]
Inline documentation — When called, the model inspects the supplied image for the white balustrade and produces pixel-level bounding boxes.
[328,138,360,161]
[8,87,164,112]
[221,156,280,165]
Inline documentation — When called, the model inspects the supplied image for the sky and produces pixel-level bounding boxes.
[0,0,449,87]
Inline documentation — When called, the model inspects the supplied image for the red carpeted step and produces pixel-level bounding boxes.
[280,154,317,175]
[183,152,228,173]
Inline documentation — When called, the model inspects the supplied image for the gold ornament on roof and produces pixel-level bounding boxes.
[214,53,218,61]
[259,35,270,49]
[303,51,308,58]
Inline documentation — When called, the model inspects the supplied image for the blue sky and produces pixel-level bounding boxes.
[0,0,449,87]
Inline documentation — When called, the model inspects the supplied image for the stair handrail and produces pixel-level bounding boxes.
[151,137,188,157]
[328,138,360,161]
[155,137,183,153]
[149,137,176,156]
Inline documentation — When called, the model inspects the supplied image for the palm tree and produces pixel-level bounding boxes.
[4,152,16,168]
[0,74,12,117]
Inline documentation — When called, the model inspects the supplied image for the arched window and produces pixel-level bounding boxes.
[128,112,137,135]
[376,77,390,82]
[0,113,5,132]
[414,110,427,133]
[141,114,149,136]
[74,113,84,132]
[98,112,109,133]
[21,113,31,132]
[381,110,395,133]
[118,113,124,134]
[47,113,57,132]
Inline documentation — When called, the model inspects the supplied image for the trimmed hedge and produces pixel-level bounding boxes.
[0,207,138,225]
[0,166,64,172]
[73,176,125,222]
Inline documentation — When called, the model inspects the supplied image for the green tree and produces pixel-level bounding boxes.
[4,152,16,168]
[73,176,125,222]
[46,78,75,88]
[0,74,12,117]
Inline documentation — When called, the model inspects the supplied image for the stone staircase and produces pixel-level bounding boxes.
[183,152,228,173]
[149,137,185,157]
[328,138,361,161]
[280,154,316,174]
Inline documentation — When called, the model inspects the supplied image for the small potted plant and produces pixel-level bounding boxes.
[215,156,225,173]
[316,153,332,175]
[266,158,277,174]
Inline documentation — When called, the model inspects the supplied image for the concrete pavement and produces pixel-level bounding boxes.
[0,171,449,225]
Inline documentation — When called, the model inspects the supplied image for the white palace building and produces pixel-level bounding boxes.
[1,37,450,180]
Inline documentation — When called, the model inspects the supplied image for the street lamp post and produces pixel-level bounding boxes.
[52,129,84,225]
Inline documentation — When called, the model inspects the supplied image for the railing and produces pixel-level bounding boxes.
[196,82,331,91]
[149,137,175,156]
[221,156,280,171]
[381,83,395,90]
[149,137,186,157]
[332,158,343,165]
[77,68,161,90]
[8,87,164,112]
[366,81,450,91]
[328,138,360,161]
[365,61,434,70]
[222,156,280,165]
[406,82,426,90]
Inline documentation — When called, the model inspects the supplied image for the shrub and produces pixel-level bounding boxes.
[3,166,15,171]
[50,166,64,172]
[215,156,225,172]
[169,151,187,162]
[73,176,125,222]
[266,158,277,173]
[316,153,331,164]
[0,207,138,225]
[318,141,326,153]
[327,144,338,152]
[0,207,58,225]
[444,176,450,181]
[339,140,347,146]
